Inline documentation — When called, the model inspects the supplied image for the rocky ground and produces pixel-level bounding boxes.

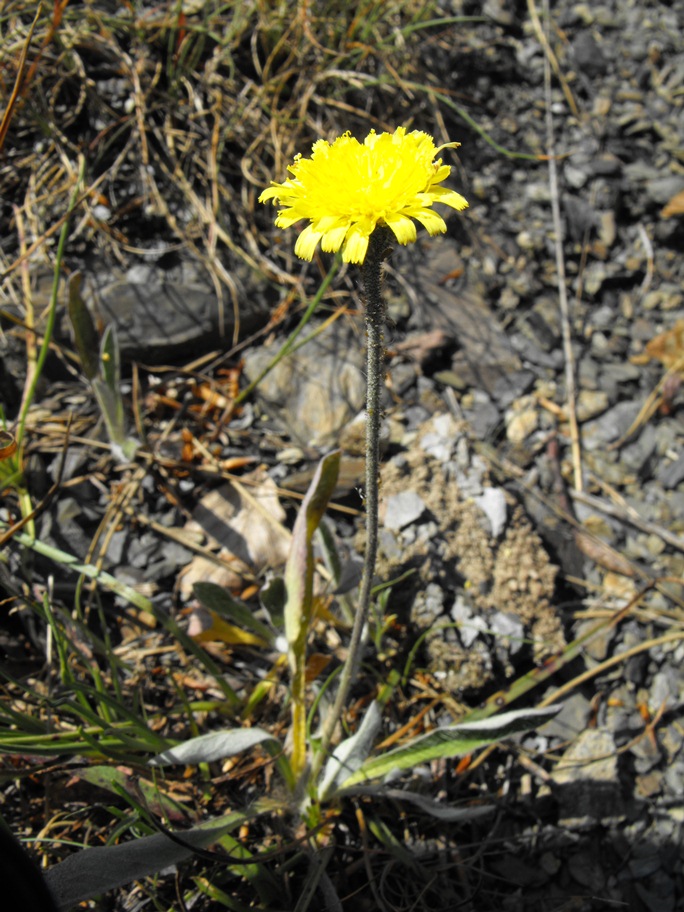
[1,0,684,910]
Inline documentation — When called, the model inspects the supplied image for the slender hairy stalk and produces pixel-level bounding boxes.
[311,229,393,782]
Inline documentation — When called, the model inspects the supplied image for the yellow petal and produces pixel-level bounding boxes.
[342,229,369,264]
[411,208,447,236]
[320,224,349,252]
[430,188,469,211]
[259,126,468,263]
[294,224,323,260]
[384,213,417,245]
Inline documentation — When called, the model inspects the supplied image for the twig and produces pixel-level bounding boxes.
[533,0,583,492]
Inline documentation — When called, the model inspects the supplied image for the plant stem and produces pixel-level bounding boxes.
[311,229,393,783]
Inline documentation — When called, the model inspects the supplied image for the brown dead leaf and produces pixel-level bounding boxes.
[180,471,290,599]
[660,189,684,219]
[305,652,332,682]
[574,529,635,578]
[644,319,684,371]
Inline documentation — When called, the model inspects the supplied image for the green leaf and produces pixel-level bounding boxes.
[340,705,562,787]
[284,450,341,655]
[149,727,281,767]
[44,807,262,909]
[193,581,275,645]
[149,727,295,793]
[283,450,340,779]
[100,324,120,393]
[74,766,191,823]
[318,700,382,801]
[67,271,99,381]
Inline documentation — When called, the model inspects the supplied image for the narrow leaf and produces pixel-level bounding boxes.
[343,705,562,786]
[339,786,496,822]
[74,766,191,823]
[193,581,275,644]
[283,449,340,778]
[318,701,382,800]
[45,809,253,910]
[149,727,280,767]
[187,607,270,648]
[67,272,99,380]
[284,450,341,652]
[100,324,120,393]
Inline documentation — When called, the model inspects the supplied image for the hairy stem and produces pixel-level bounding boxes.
[311,229,393,783]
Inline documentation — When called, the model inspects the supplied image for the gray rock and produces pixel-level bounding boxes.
[551,729,625,826]
[621,425,657,474]
[474,487,507,538]
[243,321,367,448]
[462,390,501,440]
[384,491,426,531]
[542,693,592,740]
[657,453,684,489]
[568,851,606,891]
[450,595,487,648]
[582,400,644,450]
[83,254,271,361]
[491,369,536,408]
[489,611,525,656]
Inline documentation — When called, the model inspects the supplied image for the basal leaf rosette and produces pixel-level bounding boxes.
[259,127,468,265]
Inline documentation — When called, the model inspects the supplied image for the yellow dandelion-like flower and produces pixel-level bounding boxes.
[259,126,468,265]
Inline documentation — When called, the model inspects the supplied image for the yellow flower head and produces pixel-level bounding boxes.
[259,127,468,265]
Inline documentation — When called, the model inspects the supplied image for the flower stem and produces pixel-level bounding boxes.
[311,229,393,784]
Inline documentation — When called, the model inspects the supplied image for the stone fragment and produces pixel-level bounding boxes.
[551,729,625,826]
[243,321,366,448]
[474,487,507,538]
[383,491,426,531]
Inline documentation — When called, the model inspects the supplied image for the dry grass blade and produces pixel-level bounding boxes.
[535,0,583,492]
[0,4,39,152]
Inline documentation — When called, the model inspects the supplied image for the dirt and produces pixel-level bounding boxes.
[370,413,565,692]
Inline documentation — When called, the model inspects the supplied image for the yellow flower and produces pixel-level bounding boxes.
[259,127,468,265]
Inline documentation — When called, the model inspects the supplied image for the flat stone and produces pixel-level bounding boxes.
[383,490,426,531]
[543,693,592,740]
[551,729,625,826]
[582,400,644,450]
[243,320,367,448]
[658,453,684,489]
[414,238,523,399]
[568,851,606,892]
[82,255,272,361]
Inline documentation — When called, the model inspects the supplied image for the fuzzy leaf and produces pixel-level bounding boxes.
[318,700,382,800]
[149,727,280,767]
[341,705,562,786]
[341,786,496,822]
[67,272,99,381]
[45,809,252,910]
[74,766,191,823]
[284,450,341,653]
[283,449,340,778]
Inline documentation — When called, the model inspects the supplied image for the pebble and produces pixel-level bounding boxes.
[505,400,538,444]
[568,851,606,891]
[575,388,610,422]
[581,400,644,449]
[474,487,507,538]
[383,491,426,531]
[450,595,487,648]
